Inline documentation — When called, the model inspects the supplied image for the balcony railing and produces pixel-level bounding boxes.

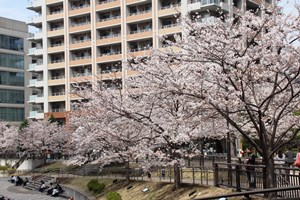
[99,15,121,22]
[190,0,219,4]
[51,92,65,96]
[130,28,152,34]
[72,38,91,44]
[50,10,63,15]
[50,26,64,31]
[100,68,121,74]
[51,108,65,112]
[72,72,92,77]
[129,9,151,16]
[160,3,181,10]
[99,0,117,4]
[50,43,63,47]
[71,4,90,10]
[99,33,121,39]
[161,23,179,29]
[129,46,152,52]
[100,51,122,56]
[71,21,91,27]
[72,55,91,60]
[51,59,64,63]
[51,75,65,80]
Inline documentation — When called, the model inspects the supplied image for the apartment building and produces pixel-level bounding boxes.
[26,0,273,123]
[0,17,30,122]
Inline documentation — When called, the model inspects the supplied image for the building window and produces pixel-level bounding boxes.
[0,34,24,51]
[0,53,24,69]
[0,107,24,121]
[0,89,24,104]
[0,71,24,86]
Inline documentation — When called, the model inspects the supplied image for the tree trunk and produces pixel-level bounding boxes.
[263,156,277,199]
[125,160,130,183]
[173,163,181,189]
[199,140,204,167]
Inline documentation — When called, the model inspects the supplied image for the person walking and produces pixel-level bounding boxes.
[285,147,294,176]
[246,152,256,188]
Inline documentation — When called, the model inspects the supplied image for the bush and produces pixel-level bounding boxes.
[87,179,105,194]
[106,191,122,200]
[7,169,16,174]
[0,166,8,171]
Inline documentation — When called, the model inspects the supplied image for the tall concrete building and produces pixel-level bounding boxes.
[0,17,30,122]
[26,0,273,123]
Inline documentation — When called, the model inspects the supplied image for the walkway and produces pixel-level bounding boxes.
[0,178,66,200]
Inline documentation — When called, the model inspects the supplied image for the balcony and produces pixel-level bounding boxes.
[28,79,44,88]
[28,47,43,56]
[70,56,92,67]
[27,0,42,10]
[96,0,120,11]
[48,27,64,37]
[126,0,147,5]
[158,4,181,17]
[49,108,66,112]
[127,28,152,41]
[97,34,121,46]
[70,73,93,83]
[188,0,229,12]
[69,4,90,16]
[48,59,65,69]
[158,23,181,35]
[28,31,43,40]
[28,94,45,103]
[96,16,121,28]
[46,0,63,5]
[70,39,91,50]
[48,43,64,53]
[127,10,152,23]
[29,110,44,119]
[27,15,42,25]
[97,52,122,63]
[28,63,44,72]
[69,22,91,33]
[48,76,65,86]
[47,10,64,21]
[128,46,151,57]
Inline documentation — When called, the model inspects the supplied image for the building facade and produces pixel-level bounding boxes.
[0,17,30,122]
[26,0,273,123]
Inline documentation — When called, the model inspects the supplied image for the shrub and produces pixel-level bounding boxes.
[7,169,16,174]
[0,166,8,171]
[87,179,105,194]
[106,191,122,200]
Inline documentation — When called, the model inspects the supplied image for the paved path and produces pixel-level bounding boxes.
[0,178,66,200]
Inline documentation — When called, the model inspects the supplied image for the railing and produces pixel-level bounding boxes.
[129,9,151,16]
[190,0,220,5]
[162,23,179,29]
[71,38,91,44]
[50,43,64,47]
[71,21,91,27]
[99,0,117,4]
[129,46,152,52]
[99,33,121,39]
[160,3,181,10]
[71,4,90,10]
[72,72,92,77]
[51,75,65,80]
[50,26,64,31]
[130,28,152,34]
[72,55,91,60]
[50,59,64,63]
[51,108,65,112]
[51,92,65,96]
[100,68,121,74]
[99,15,121,22]
[214,162,300,199]
[100,51,122,56]
[49,10,63,15]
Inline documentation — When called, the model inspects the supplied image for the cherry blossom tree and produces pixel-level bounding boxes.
[129,5,300,191]
[18,119,68,159]
[0,121,19,157]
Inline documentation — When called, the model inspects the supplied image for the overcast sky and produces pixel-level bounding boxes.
[0,0,298,31]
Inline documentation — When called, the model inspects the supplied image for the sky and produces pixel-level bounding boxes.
[0,0,298,31]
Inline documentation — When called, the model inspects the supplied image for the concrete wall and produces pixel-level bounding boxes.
[0,159,18,167]
[62,185,92,200]
[17,159,45,170]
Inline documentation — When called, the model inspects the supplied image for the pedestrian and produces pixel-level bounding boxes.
[285,146,294,176]
[245,151,256,188]
[147,170,151,180]
[294,148,300,167]
[38,181,46,192]
[161,168,166,179]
